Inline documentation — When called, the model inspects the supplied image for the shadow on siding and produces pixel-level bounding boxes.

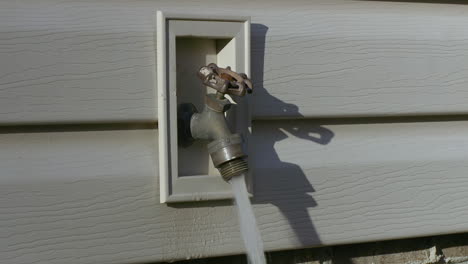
[251,23,334,248]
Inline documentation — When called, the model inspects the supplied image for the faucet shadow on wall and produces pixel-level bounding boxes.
[251,23,334,248]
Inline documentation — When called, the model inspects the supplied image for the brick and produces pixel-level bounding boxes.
[436,234,468,258]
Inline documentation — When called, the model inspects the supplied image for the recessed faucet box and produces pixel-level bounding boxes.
[156,11,251,203]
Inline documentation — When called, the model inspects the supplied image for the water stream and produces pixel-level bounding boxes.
[230,174,267,264]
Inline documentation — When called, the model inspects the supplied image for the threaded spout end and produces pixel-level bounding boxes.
[219,158,248,182]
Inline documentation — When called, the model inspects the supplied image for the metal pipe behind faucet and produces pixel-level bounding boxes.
[178,63,253,181]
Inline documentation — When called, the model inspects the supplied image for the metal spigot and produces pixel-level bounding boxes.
[178,63,253,181]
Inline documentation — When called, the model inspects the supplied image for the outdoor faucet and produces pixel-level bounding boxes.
[178,63,253,182]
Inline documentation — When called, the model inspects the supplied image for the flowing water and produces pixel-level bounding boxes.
[230,174,267,264]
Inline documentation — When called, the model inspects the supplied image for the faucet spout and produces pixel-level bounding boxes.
[178,63,253,181]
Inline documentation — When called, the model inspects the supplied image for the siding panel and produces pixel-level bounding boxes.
[3,121,468,263]
[1,1,468,123]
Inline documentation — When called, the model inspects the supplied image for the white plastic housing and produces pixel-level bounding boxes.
[156,11,251,203]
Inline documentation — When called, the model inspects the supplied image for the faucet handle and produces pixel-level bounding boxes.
[197,63,253,97]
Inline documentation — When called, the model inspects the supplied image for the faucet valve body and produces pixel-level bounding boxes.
[178,63,253,182]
